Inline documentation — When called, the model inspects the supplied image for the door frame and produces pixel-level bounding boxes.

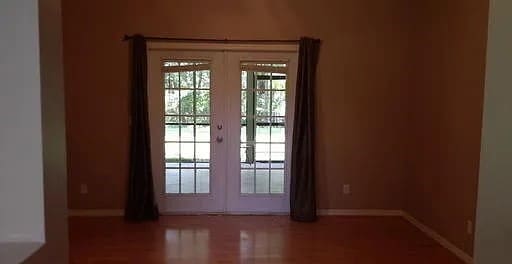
[147,42,299,214]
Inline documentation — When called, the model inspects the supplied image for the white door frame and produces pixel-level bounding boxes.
[147,42,298,214]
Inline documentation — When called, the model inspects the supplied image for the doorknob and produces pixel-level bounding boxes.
[216,136,223,143]
[217,124,223,130]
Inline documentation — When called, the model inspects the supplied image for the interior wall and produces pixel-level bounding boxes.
[474,0,512,262]
[0,0,45,243]
[24,0,69,262]
[405,0,489,256]
[63,0,410,210]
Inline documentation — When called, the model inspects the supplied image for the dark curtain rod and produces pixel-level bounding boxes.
[123,34,300,44]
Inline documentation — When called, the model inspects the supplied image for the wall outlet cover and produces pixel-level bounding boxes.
[467,220,473,235]
[343,184,351,194]
[80,184,88,194]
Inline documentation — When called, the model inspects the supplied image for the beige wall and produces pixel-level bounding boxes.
[63,0,409,210]
[25,0,69,262]
[405,0,489,256]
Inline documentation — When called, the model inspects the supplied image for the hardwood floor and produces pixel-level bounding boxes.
[69,216,465,264]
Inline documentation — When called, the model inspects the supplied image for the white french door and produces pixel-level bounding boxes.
[148,50,227,213]
[148,43,298,214]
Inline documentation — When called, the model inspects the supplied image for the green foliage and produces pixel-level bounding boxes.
[165,70,210,117]
[164,69,285,119]
[255,90,286,117]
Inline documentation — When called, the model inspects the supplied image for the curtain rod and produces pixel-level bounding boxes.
[122,34,300,44]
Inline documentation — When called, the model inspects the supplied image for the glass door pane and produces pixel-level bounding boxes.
[240,63,287,194]
[163,61,211,194]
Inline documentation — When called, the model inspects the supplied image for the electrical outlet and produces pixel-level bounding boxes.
[467,220,473,235]
[343,184,351,195]
[80,183,88,194]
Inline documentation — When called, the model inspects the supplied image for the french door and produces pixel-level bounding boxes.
[148,43,298,214]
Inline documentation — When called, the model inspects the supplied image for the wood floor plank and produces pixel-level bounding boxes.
[69,216,465,264]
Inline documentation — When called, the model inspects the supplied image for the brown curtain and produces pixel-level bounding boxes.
[290,37,320,222]
[125,34,159,221]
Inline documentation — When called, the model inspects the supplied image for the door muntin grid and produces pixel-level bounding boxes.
[240,62,287,194]
[163,60,211,194]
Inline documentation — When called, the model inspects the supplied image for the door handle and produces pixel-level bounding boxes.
[216,136,223,143]
[217,124,223,130]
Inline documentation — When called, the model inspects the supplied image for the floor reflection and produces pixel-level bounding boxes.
[239,230,285,261]
[165,229,210,262]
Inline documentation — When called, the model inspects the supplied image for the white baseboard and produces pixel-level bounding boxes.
[317,209,403,216]
[402,212,473,264]
[67,208,472,264]
[68,209,124,217]
[317,209,473,263]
